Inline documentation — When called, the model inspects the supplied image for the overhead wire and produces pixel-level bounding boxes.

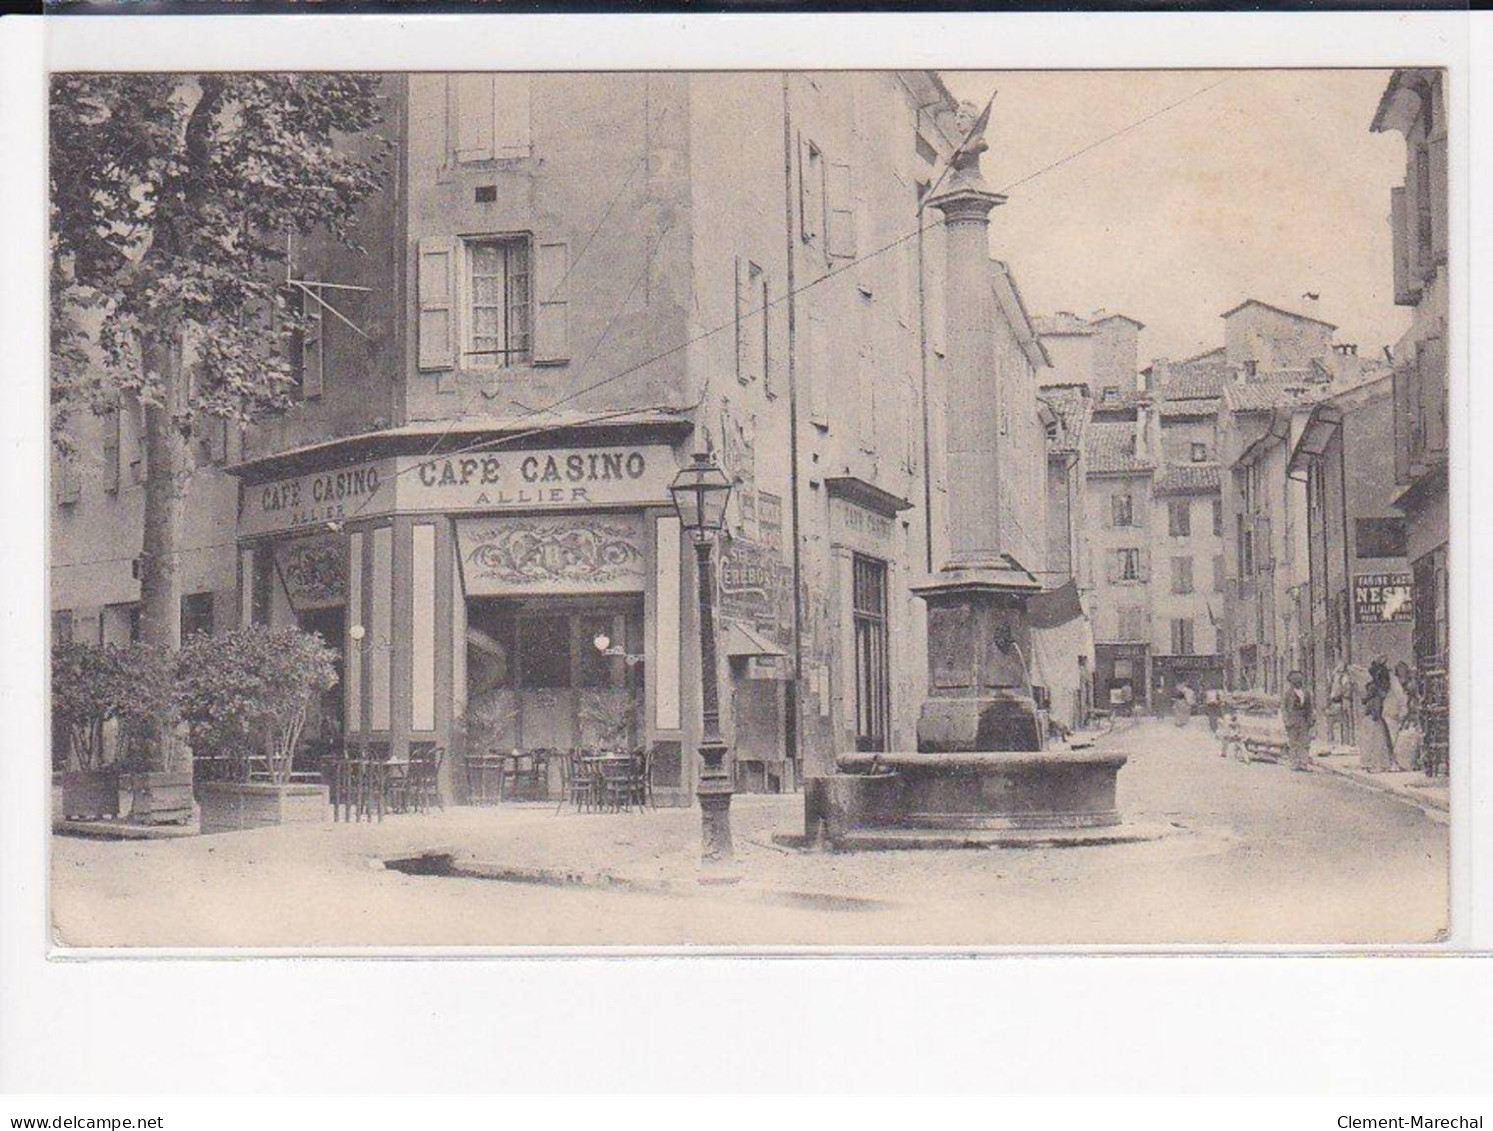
[52,74,1229,573]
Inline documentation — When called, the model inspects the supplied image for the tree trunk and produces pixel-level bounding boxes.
[138,325,189,773]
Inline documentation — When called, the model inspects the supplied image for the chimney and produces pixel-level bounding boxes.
[1149,357,1171,393]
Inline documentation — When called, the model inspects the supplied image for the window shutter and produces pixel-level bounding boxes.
[491,73,532,157]
[1105,551,1118,584]
[1138,546,1151,582]
[799,137,822,245]
[452,75,495,162]
[808,307,829,428]
[302,291,324,399]
[129,399,147,484]
[1134,492,1150,530]
[533,240,570,365]
[417,237,457,371]
[827,161,857,259]
[1390,186,1415,305]
[55,451,81,505]
[1430,135,1448,266]
[734,257,747,384]
[1104,495,1115,528]
[102,402,120,493]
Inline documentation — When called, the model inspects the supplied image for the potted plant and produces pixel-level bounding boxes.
[115,641,195,825]
[578,688,637,752]
[179,626,338,833]
[52,641,128,820]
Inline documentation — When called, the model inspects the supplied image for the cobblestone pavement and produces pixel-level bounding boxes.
[50,720,1448,948]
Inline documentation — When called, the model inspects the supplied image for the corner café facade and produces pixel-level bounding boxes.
[229,417,738,807]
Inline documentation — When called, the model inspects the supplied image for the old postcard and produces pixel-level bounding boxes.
[46,64,1453,949]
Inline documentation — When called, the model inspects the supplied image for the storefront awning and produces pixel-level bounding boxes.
[724,622,786,659]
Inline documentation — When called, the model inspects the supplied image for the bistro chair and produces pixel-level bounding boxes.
[596,754,633,813]
[384,756,412,814]
[628,746,654,811]
[557,748,598,814]
[408,744,445,813]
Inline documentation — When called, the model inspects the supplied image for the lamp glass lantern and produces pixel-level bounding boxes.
[669,452,732,541]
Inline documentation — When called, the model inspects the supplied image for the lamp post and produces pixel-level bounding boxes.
[669,451,737,882]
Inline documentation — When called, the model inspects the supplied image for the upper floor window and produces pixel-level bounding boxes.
[1102,385,1120,404]
[1415,143,1434,267]
[1170,555,1194,595]
[1112,493,1134,528]
[1168,498,1191,537]
[465,236,532,368]
[449,74,532,164]
[1355,517,1408,559]
[1243,359,1258,379]
[1191,442,1208,463]
[799,139,825,247]
[1116,547,1142,582]
[1171,617,1195,656]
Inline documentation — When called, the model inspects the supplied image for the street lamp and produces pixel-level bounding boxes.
[669,451,737,881]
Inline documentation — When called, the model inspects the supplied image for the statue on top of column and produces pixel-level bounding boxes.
[941,96,996,197]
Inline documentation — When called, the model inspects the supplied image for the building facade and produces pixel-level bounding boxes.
[52,71,1074,800]
[1288,374,1414,739]
[1371,67,1450,774]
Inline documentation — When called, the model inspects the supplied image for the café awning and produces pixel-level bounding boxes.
[724,622,785,659]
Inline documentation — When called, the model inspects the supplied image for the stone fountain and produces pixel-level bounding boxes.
[804,101,1128,848]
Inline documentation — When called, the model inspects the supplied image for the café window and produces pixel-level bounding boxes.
[1168,498,1191,537]
[852,554,890,753]
[464,236,532,368]
[1355,517,1408,559]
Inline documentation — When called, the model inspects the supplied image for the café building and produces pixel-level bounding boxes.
[229,413,748,807]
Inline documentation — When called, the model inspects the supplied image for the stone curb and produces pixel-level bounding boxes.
[1311,756,1449,820]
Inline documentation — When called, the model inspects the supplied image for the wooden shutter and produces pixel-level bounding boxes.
[129,398,146,484]
[1430,134,1448,266]
[1138,546,1151,583]
[491,73,532,157]
[102,402,120,493]
[55,451,81,505]
[302,290,324,398]
[799,137,821,244]
[533,240,570,365]
[452,75,495,162]
[1105,550,1118,584]
[827,161,857,259]
[1390,186,1416,305]
[417,237,457,371]
[734,257,747,384]
[808,307,829,428]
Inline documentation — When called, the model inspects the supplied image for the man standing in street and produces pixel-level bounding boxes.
[1282,669,1314,772]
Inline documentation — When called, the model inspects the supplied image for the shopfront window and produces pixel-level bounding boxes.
[518,615,571,689]
[852,554,890,753]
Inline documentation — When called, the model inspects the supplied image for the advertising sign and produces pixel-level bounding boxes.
[1353,572,1413,624]
[240,459,395,537]
[398,444,675,514]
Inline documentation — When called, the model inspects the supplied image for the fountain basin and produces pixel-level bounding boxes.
[831,749,1127,832]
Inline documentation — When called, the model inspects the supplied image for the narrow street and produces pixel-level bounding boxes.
[51,719,1447,949]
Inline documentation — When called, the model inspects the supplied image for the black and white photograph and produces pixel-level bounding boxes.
[40,59,1458,949]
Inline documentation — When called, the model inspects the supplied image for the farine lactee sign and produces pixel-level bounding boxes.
[240,445,676,536]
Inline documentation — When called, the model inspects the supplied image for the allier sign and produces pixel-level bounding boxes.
[240,445,676,536]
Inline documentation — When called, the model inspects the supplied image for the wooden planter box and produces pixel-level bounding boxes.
[122,770,195,826]
[60,769,120,820]
[198,780,330,835]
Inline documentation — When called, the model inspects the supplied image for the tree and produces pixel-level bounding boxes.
[50,74,388,770]
[178,626,338,785]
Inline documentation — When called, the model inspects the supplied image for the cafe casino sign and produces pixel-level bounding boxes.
[240,445,676,536]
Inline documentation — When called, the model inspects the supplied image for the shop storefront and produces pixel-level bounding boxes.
[232,422,708,806]
[1150,653,1226,710]
[1095,642,1148,714]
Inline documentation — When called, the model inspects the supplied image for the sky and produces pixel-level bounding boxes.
[942,69,1411,363]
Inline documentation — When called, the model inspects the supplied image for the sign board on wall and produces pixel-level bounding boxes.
[240,445,677,537]
[240,460,395,537]
[456,513,646,596]
[1353,573,1413,624]
[398,445,676,514]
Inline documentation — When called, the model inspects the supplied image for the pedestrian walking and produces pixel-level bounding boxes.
[1220,706,1247,762]
[1359,656,1396,773]
[1326,661,1352,746]
[1392,661,1423,772]
[1282,669,1314,772]
[1204,687,1223,734]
